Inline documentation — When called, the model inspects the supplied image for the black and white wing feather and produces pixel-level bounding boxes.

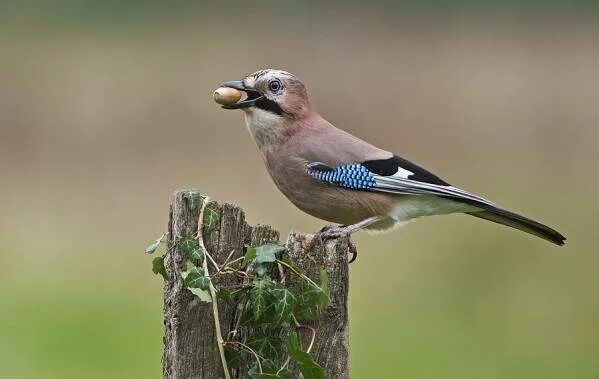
[307,155,494,207]
[306,155,565,245]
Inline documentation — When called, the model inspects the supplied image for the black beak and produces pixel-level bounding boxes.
[220,80,264,109]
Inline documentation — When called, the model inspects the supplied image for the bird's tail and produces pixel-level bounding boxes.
[466,206,566,246]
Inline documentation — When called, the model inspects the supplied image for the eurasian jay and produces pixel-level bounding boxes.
[216,69,565,247]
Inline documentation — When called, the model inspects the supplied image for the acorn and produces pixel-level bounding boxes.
[213,87,242,106]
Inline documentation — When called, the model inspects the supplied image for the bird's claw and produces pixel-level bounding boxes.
[314,224,358,263]
[348,241,358,263]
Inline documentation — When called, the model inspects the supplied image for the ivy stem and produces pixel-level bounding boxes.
[303,325,317,354]
[276,259,321,290]
[277,261,286,284]
[224,341,263,373]
[220,267,250,278]
[292,314,317,353]
[198,196,231,379]
[277,357,291,375]
[220,249,237,269]
[223,255,245,269]
[205,248,220,273]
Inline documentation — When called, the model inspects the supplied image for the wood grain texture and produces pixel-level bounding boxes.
[163,190,350,379]
[286,233,350,379]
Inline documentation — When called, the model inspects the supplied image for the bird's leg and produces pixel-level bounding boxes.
[317,216,382,239]
[314,216,383,263]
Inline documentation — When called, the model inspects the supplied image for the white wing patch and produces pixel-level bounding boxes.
[306,160,494,208]
[392,167,414,179]
[368,158,492,206]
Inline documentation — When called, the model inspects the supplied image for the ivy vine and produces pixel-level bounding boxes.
[146,203,329,379]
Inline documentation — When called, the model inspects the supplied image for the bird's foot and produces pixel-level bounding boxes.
[317,224,350,240]
[313,224,358,263]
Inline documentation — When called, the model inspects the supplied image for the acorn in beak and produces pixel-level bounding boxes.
[214,81,264,109]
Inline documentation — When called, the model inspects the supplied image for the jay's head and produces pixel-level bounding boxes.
[220,69,310,119]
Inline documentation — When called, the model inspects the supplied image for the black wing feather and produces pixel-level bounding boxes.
[306,155,565,246]
[362,155,449,185]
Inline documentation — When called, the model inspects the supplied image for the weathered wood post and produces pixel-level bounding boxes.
[162,190,351,379]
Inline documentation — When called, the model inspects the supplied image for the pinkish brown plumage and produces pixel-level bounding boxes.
[217,69,565,245]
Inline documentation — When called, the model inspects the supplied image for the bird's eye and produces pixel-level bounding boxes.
[268,79,282,92]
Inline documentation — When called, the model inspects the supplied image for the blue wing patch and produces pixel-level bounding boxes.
[306,161,494,207]
[306,163,376,190]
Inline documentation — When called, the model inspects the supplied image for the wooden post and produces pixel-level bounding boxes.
[163,190,350,379]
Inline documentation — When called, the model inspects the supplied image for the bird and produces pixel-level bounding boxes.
[216,69,566,249]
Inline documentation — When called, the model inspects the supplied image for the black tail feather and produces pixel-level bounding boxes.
[466,206,566,246]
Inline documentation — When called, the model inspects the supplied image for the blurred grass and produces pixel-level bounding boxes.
[1,2,599,378]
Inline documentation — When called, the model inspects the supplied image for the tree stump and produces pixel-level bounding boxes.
[162,190,351,379]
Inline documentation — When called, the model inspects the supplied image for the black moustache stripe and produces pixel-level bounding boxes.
[255,97,285,116]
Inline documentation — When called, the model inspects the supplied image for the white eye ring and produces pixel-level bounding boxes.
[268,80,282,92]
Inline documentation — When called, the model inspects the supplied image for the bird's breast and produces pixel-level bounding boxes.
[263,151,395,225]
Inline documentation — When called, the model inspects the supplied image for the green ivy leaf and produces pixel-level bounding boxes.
[260,360,278,374]
[185,260,195,272]
[179,236,204,263]
[217,288,234,305]
[255,263,270,278]
[202,202,220,235]
[248,244,286,278]
[248,359,278,378]
[271,285,295,325]
[255,370,292,379]
[291,351,325,379]
[198,277,211,291]
[287,329,302,352]
[255,244,286,264]
[188,287,212,302]
[247,332,283,361]
[179,236,197,253]
[151,256,168,280]
[242,246,257,268]
[293,282,322,321]
[276,369,293,379]
[293,268,330,321]
[190,246,205,261]
[229,286,251,307]
[248,362,259,378]
[250,279,274,322]
[184,266,210,291]
[224,345,245,369]
[286,332,325,379]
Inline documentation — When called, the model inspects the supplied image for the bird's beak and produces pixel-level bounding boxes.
[220,80,264,109]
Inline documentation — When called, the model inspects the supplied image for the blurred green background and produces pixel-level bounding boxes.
[1,1,598,378]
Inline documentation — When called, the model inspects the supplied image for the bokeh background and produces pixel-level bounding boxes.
[1,1,598,378]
